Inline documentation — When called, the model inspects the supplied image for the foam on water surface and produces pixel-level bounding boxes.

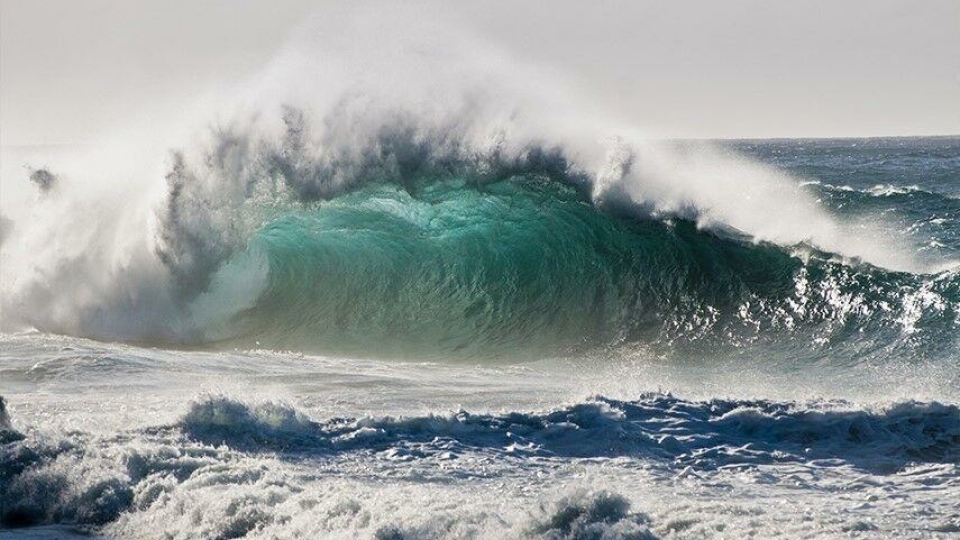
[2,334,959,539]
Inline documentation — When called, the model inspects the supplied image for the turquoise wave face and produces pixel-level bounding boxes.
[203,174,957,361]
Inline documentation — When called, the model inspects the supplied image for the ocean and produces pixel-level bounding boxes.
[1,133,958,539]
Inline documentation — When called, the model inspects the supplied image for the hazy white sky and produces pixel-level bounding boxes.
[2,0,958,145]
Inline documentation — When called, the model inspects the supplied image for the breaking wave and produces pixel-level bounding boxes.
[0,7,956,361]
[1,111,957,361]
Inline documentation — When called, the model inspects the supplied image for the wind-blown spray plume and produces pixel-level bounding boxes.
[0,6,956,360]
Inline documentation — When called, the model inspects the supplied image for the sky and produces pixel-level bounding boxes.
[1,0,958,146]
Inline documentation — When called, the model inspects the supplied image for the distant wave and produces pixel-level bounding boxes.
[805,180,960,203]
[179,396,960,469]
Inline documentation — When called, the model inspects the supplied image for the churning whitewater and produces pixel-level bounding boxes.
[1,7,959,540]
